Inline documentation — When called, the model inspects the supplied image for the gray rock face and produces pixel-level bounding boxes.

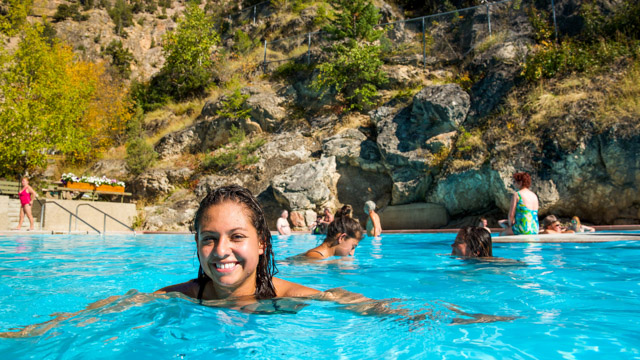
[271,156,339,211]
[154,124,202,158]
[322,129,385,172]
[130,169,174,198]
[244,87,286,132]
[129,167,192,199]
[411,84,471,138]
[142,189,197,232]
[427,167,502,217]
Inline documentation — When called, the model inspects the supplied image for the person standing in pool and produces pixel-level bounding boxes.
[299,207,363,259]
[500,172,539,236]
[15,177,37,231]
[156,185,319,301]
[276,209,291,235]
[364,200,382,238]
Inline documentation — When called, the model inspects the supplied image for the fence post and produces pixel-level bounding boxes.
[253,5,256,25]
[422,17,426,69]
[486,4,491,36]
[550,0,559,42]
[307,32,311,65]
[263,39,268,69]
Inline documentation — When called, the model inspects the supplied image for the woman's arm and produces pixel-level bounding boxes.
[27,185,37,204]
[508,192,518,226]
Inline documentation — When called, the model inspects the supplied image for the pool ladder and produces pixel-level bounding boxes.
[38,200,134,234]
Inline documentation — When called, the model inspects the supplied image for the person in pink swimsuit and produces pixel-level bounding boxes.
[16,177,37,231]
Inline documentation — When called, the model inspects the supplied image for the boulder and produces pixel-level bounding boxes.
[154,123,203,158]
[411,84,471,138]
[289,211,306,228]
[142,190,198,232]
[130,169,174,198]
[244,86,286,132]
[380,203,449,230]
[322,129,385,172]
[271,156,339,211]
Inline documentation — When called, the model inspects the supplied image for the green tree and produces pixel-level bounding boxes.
[313,0,386,111]
[109,0,134,37]
[156,3,220,100]
[324,0,382,44]
[0,23,101,175]
[0,0,32,35]
[104,39,134,79]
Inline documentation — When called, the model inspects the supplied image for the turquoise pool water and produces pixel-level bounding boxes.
[0,233,639,359]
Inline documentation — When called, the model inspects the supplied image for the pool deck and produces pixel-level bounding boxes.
[2,226,640,242]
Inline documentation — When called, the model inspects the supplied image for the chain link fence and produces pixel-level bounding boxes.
[218,0,561,69]
[260,0,546,68]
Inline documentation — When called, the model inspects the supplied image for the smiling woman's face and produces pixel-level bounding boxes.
[197,201,264,297]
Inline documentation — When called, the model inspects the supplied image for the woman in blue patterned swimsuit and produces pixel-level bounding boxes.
[501,172,539,235]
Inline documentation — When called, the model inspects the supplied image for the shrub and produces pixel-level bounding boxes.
[125,138,158,175]
[233,29,255,55]
[53,4,87,22]
[217,89,251,120]
[104,40,134,79]
[109,0,134,36]
[202,128,265,172]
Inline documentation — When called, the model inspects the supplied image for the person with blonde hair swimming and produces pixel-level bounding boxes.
[364,200,382,238]
[567,216,595,233]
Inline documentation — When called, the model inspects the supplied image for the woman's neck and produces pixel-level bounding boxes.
[203,276,258,300]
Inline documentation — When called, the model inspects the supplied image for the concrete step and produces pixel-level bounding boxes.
[7,199,40,230]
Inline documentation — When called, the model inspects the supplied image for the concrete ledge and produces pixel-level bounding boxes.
[494,233,640,243]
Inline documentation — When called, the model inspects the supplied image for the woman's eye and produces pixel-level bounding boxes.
[231,234,246,242]
[200,238,215,246]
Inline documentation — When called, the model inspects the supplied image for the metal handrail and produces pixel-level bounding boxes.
[39,201,101,234]
[75,203,134,233]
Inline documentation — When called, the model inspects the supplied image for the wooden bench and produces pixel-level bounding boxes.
[42,186,133,203]
[0,180,20,196]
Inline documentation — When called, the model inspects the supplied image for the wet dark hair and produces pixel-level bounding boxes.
[456,226,493,257]
[335,204,353,218]
[513,172,532,188]
[324,209,363,246]
[192,185,277,299]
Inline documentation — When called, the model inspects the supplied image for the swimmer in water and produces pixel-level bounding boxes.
[156,185,319,301]
[299,206,363,260]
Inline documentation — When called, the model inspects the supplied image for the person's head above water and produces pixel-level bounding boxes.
[336,204,353,218]
[364,200,376,214]
[319,209,363,257]
[451,226,493,258]
[192,185,277,299]
[513,172,531,189]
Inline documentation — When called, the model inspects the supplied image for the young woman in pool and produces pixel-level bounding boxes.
[298,206,363,259]
[156,185,319,301]
[451,226,493,258]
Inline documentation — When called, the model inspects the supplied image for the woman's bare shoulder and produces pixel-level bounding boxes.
[155,279,199,298]
[273,277,320,297]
